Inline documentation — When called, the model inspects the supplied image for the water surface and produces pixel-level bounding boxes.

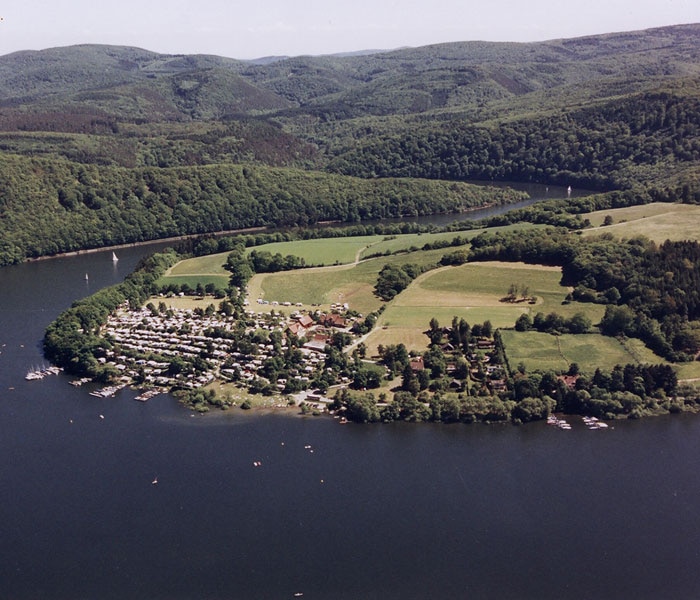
[1,194,699,599]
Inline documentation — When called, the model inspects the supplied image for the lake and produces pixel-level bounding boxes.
[2,191,700,599]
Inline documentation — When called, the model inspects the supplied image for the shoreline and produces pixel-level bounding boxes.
[23,194,533,264]
[25,226,270,263]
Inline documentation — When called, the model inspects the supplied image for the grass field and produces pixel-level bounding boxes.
[159,252,230,290]
[363,261,605,355]
[582,202,700,242]
[249,236,387,266]
[160,223,544,289]
[499,330,668,372]
[247,248,452,315]
[357,223,539,259]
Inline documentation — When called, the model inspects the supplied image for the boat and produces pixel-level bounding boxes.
[112,252,119,262]
[25,369,45,381]
[85,273,89,280]
[583,416,609,430]
[546,414,571,430]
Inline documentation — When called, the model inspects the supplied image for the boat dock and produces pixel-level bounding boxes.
[134,389,161,402]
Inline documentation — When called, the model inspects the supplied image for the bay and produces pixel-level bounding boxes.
[1,191,699,599]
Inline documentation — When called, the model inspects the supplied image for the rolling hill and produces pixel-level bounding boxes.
[1,23,700,264]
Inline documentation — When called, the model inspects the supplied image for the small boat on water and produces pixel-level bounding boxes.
[112,251,119,262]
[583,416,609,430]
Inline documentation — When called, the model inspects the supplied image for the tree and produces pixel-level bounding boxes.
[600,305,636,336]
[515,313,532,331]
[401,364,420,396]
[428,317,443,345]
[569,313,592,334]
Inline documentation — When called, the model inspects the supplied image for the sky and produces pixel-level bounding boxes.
[0,0,699,59]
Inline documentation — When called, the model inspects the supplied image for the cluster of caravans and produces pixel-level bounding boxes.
[96,301,358,396]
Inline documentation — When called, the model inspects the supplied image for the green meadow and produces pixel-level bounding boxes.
[160,252,230,290]
[247,236,386,266]
[365,261,605,355]
[248,247,452,315]
[582,202,700,242]
[499,330,667,372]
[356,223,539,259]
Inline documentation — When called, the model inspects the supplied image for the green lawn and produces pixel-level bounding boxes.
[159,252,231,289]
[248,247,452,315]
[167,253,229,275]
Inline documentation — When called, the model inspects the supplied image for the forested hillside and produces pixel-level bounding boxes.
[1,24,700,263]
[0,154,523,262]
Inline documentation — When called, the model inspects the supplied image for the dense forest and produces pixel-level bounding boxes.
[0,154,524,264]
[1,24,700,263]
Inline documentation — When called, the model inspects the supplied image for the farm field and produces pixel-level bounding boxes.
[247,235,387,266]
[356,223,540,259]
[499,330,666,373]
[160,222,542,287]
[160,252,230,291]
[247,247,451,315]
[582,202,700,242]
[365,261,605,355]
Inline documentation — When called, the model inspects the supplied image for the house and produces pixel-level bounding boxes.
[286,322,305,337]
[557,374,579,390]
[409,356,425,372]
[321,313,347,328]
[295,314,315,329]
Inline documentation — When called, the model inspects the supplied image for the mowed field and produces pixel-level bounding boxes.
[582,202,700,242]
[364,261,606,355]
[248,248,452,315]
[159,252,230,290]
[499,330,666,372]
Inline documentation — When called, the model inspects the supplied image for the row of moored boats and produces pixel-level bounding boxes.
[547,414,609,430]
[25,365,62,380]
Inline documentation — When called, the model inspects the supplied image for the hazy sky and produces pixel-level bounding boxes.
[1,0,698,59]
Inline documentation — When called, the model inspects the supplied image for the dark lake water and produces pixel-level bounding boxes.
[2,193,700,599]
